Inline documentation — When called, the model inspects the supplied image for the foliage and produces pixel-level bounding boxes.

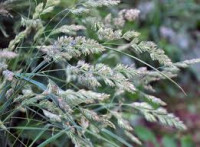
[0,0,200,146]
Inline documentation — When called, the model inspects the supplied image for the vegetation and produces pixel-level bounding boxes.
[0,0,199,146]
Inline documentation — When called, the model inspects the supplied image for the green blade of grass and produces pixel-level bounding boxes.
[102,129,133,147]
[38,128,69,147]
[29,124,50,147]
[15,73,46,91]
[83,128,119,147]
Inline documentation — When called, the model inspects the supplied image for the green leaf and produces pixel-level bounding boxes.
[181,136,195,147]
[162,136,177,147]
[38,128,69,147]
[29,125,50,147]
[134,126,158,147]
[15,73,47,91]
[135,126,156,141]
[102,129,132,147]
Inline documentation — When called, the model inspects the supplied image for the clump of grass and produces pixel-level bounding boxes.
[0,0,200,146]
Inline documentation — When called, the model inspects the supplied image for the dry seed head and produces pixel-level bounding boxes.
[124,9,140,21]
[3,70,14,81]
[0,50,18,59]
